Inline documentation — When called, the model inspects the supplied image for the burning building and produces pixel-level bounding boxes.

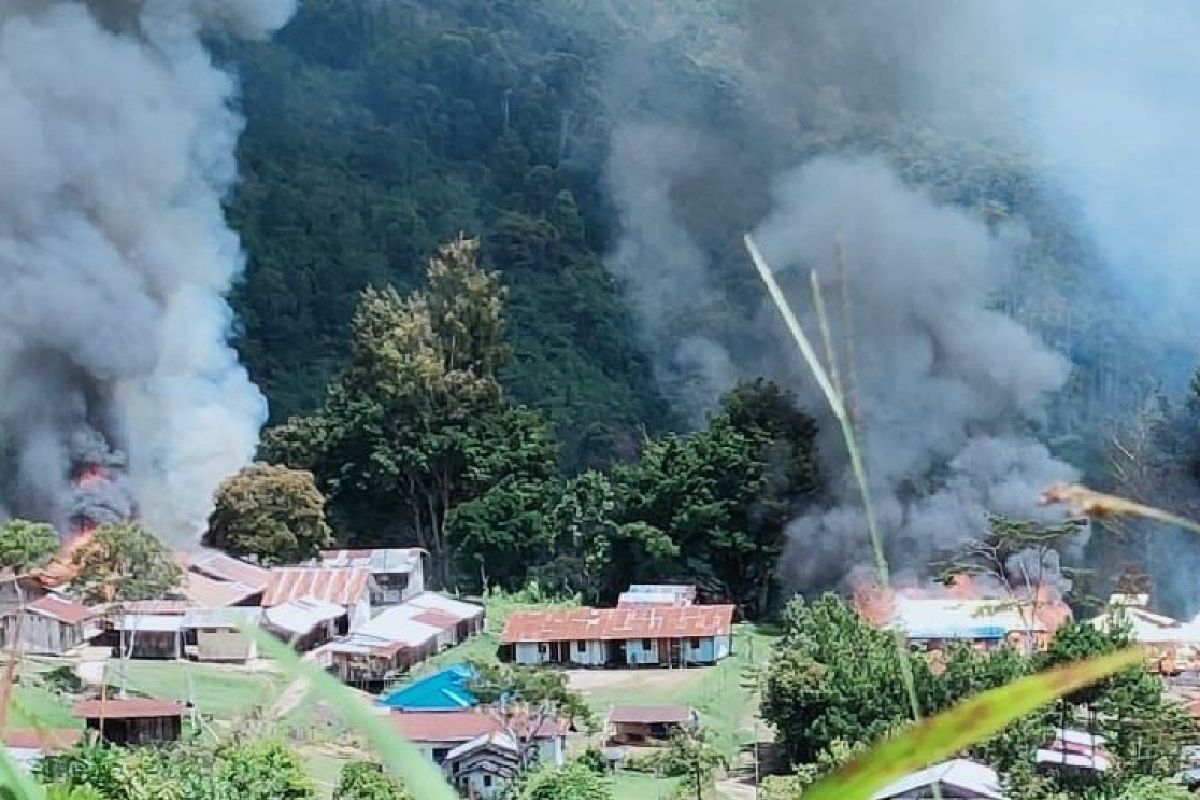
[0,1,294,549]
[855,573,1073,655]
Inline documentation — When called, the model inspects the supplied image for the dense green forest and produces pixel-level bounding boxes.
[213,0,1200,609]
[223,0,671,473]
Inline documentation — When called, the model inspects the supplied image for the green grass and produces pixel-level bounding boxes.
[7,684,78,729]
[611,772,683,800]
[115,661,288,720]
[578,624,779,759]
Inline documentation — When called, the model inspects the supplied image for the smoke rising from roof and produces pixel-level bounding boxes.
[0,1,294,541]
[597,2,1100,589]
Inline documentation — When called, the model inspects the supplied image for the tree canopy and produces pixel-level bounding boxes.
[205,462,332,565]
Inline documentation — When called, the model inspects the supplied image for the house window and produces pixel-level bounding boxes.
[690,637,700,649]
[576,640,586,653]
[432,748,450,763]
[537,643,547,654]
[484,776,492,788]
[642,638,652,650]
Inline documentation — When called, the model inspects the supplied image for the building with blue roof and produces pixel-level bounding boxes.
[377,663,477,711]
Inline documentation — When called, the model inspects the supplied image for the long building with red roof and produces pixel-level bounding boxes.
[500,604,735,667]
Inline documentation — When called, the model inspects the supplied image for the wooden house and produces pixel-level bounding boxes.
[73,698,186,746]
[1,595,98,655]
[607,705,694,745]
[320,549,427,607]
[182,607,261,662]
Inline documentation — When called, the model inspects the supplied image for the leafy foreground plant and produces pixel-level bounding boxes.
[798,648,1140,800]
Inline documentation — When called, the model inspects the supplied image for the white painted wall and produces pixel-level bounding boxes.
[624,637,659,666]
[514,642,547,665]
[567,640,606,666]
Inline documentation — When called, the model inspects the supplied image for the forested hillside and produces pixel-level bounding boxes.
[222,0,669,472]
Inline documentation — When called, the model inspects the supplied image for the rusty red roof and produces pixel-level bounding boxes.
[390,710,569,743]
[609,705,691,724]
[73,698,186,719]
[262,566,371,607]
[1,729,83,750]
[27,594,96,625]
[413,609,459,631]
[188,553,270,590]
[500,605,735,644]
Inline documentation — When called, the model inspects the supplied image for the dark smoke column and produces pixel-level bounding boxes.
[0,1,296,543]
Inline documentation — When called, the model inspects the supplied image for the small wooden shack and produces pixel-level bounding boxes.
[607,705,693,745]
[182,607,261,662]
[2,595,98,655]
[73,698,186,746]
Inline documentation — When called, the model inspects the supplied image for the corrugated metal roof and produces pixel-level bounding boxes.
[892,597,1037,639]
[377,663,476,710]
[389,711,568,743]
[1,729,82,750]
[608,705,691,724]
[180,571,262,608]
[618,585,697,607]
[263,566,371,607]
[182,607,262,629]
[105,600,191,616]
[1092,606,1200,644]
[356,606,442,647]
[263,598,344,635]
[113,614,184,633]
[445,732,518,762]
[871,759,1003,800]
[500,605,735,644]
[188,553,269,590]
[73,698,185,719]
[320,548,425,574]
[27,594,96,625]
[405,592,484,622]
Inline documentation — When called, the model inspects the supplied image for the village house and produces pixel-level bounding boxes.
[871,758,1005,799]
[325,608,442,688]
[444,733,521,799]
[402,592,485,644]
[1089,595,1200,674]
[887,596,1059,654]
[1035,728,1112,776]
[263,565,374,631]
[263,598,344,651]
[499,605,735,667]
[607,705,695,746]
[73,698,186,747]
[616,585,697,608]
[178,570,263,608]
[182,607,262,662]
[321,548,427,607]
[108,614,184,660]
[377,663,477,712]
[390,710,568,768]
[1,594,98,655]
[187,552,270,591]
[2,729,83,769]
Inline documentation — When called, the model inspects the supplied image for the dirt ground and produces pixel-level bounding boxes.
[565,667,706,693]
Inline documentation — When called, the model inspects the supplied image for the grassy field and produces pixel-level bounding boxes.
[116,660,289,720]
[612,771,684,800]
[7,684,78,729]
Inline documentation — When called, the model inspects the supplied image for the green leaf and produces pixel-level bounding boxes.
[800,648,1142,800]
[0,730,47,800]
[239,624,457,800]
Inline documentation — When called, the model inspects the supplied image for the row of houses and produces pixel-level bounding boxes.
[0,547,485,692]
[498,585,736,668]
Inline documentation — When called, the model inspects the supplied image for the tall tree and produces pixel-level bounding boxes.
[205,462,332,565]
[267,237,557,587]
[69,522,181,605]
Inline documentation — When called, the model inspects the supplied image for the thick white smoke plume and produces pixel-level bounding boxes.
[595,1,1101,589]
[0,0,294,543]
[754,158,1080,588]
